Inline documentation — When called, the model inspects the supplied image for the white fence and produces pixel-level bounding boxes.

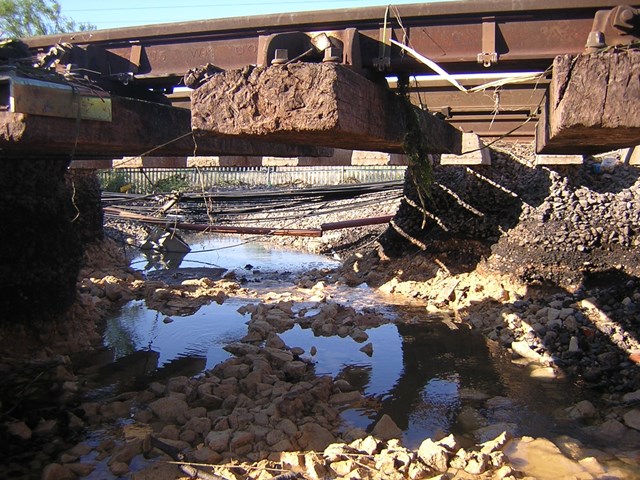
[99,166,407,193]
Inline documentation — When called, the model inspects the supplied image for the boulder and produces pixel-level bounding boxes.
[417,438,450,472]
[149,396,188,422]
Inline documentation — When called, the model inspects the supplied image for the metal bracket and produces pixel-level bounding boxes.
[129,42,143,74]
[477,17,498,68]
[374,24,392,71]
[0,68,112,122]
[586,5,640,52]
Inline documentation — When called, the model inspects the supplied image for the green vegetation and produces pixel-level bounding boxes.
[153,173,191,193]
[0,0,95,38]
[401,95,434,229]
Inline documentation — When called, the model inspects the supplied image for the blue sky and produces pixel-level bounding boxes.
[57,1,446,30]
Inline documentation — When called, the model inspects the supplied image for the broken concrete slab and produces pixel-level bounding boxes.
[191,63,462,155]
[441,133,490,165]
[536,51,640,154]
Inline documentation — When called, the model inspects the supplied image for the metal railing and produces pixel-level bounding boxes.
[98,165,407,193]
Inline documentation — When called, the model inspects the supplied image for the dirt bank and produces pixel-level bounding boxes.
[2,145,640,479]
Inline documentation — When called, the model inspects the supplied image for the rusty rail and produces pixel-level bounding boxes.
[104,207,393,237]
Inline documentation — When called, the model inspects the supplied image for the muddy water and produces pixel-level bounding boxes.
[85,235,590,450]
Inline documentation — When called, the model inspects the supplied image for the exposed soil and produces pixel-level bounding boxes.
[2,146,640,480]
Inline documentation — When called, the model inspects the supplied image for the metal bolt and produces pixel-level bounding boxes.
[613,6,637,32]
[322,47,342,63]
[271,49,289,65]
[585,30,606,51]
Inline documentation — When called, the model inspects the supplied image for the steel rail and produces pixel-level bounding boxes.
[24,0,631,82]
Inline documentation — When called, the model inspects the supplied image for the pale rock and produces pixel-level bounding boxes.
[623,389,640,403]
[184,406,207,420]
[271,438,295,452]
[159,424,180,440]
[350,435,380,455]
[180,429,197,444]
[224,342,260,356]
[230,430,255,449]
[329,390,363,405]
[623,409,640,431]
[530,366,557,380]
[480,431,512,453]
[568,336,580,352]
[68,442,92,458]
[473,423,518,442]
[167,376,190,393]
[7,421,32,441]
[331,459,357,477]
[149,396,188,422]
[283,361,308,379]
[494,465,515,479]
[565,400,597,420]
[305,452,328,480]
[456,405,488,431]
[436,433,459,452]
[192,447,222,464]
[324,443,355,462]
[33,419,58,436]
[66,463,96,477]
[578,456,606,476]
[110,439,142,465]
[41,463,75,480]
[280,451,306,472]
[276,418,298,436]
[511,341,545,364]
[359,342,373,356]
[205,429,232,452]
[596,419,628,440]
[371,414,402,441]
[407,462,431,480]
[298,423,336,451]
[464,452,490,475]
[184,416,211,436]
[417,438,450,472]
[266,333,286,349]
[504,437,588,479]
[350,328,369,343]
[110,461,130,476]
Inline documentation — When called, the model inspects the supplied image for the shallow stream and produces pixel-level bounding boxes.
[77,235,592,451]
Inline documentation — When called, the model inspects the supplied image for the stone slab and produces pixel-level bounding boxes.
[440,133,491,165]
[191,63,462,155]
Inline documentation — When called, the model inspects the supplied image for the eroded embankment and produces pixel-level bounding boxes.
[2,145,640,480]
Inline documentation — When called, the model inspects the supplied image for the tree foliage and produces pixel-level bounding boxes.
[0,0,95,38]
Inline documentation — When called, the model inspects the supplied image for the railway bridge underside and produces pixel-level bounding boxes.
[0,0,639,320]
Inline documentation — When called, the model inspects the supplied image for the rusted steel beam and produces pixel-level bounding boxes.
[536,51,640,154]
[0,95,332,159]
[24,1,628,81]
[191,63,462,154]
[321,215,394,231]
[104,206,392,237]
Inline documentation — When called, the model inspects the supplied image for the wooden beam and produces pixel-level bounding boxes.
[537,51,640,154]
[0,95,332,159]
[191,64,462,155]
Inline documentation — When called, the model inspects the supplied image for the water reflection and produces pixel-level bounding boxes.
[93,235,587,448]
